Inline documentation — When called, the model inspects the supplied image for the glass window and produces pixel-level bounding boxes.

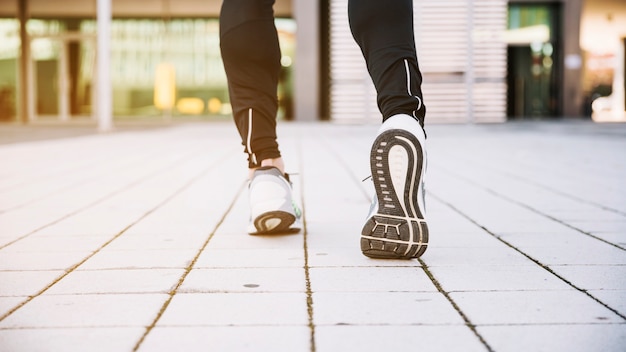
[0,19,19,121]
[3,17,295,121]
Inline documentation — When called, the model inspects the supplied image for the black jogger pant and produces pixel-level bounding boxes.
[220,0,425,168]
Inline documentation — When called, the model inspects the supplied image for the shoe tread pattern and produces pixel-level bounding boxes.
[361,129,429,259]
[252,211,296,235]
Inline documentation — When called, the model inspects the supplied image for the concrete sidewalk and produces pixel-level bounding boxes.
[0,120,624,351]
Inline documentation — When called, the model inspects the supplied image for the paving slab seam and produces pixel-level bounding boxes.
[297,138,317,352]
[482,187,626,251]
[131,181,246,351]
[429,192,626,322]
[470,322,626,327]
[0,147,213,251]
[418,258,495,352]
[435,164,626,251]
[433,153,626,218]
[0,152,234,323]
[0,140,201,215]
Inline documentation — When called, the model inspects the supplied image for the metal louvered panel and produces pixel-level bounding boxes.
[328,0,378,121]
[416,0,471,122]
[471,0,507,122]
[328,0,507,124]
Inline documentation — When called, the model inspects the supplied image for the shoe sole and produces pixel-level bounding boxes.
[252,210,296,235]
[361,129,428,259]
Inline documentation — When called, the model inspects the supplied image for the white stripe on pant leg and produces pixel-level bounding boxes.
[404,59,422,117]
[404,59,412,96]
[247,108,257,165]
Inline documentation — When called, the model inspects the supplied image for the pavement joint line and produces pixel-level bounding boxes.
[297,137,317,352]
[131,179,247,351]
[434,153,626,218]
[436,164,626,252]
[323,132,492,350]
[418,258,494,352]
[429,191,626,322]
[0,147,211,251]
[0,150,233,323]
[483,187,626,252]
[0,224,140,322]
[497,170,626,218]
[0,141,203,215]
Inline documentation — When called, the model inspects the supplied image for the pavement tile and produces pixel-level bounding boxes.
[309,267,437,292]
[315,325,487,352]
[138,326,311,352]
[427,214,486,233]
[1,235,108,252]
[0,294,168,328]
[78,249,197,269]
[587,290,626,316]
[422,246,534,267]
[497,231,589,247]
[0,297,26,318]
[428,229,504,248]
[105,232,209,251]
[303,200,369,224]
[44,269,183,294]
[485,218,572,234]
[567,220,626,233]
[0,270,64,297]
[546,209,626,222]
[0,209,76,239]
[121,220,217,237]
[509,244,626,265]
[306,246,417,267]
[477,324,626,352]
[589,233,626,248]
[450,290,624,325]
[428,265,572,292]
[157,293,309,326]
[0,122,625,351]
[207,231,303,250]
[549,265,626,290]
[0,251,91,271]
[25,209,143,237]
[194,248,304,268]
[0,327,145,352]
[312,292,464,325]
[178,268,306,293]
[26,223,115,237]
[306,223,363,248]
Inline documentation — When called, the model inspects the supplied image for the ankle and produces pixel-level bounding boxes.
[249,157,285,179]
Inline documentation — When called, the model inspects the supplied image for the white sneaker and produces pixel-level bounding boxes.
[247,166,302,235]
[361,114,428,259]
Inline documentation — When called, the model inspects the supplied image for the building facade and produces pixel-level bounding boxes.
[0,0,624,124]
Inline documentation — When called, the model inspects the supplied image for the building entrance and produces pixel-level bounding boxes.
[28,33,96,121]
[506,3,562,119]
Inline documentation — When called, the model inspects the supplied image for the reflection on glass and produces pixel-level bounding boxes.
[0,17,295,121]
[506,3,560,118]
[0,20,19,121]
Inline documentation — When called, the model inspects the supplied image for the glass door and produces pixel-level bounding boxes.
[30,37,62,119]
[506,3,562,119]
[29,34,95,121]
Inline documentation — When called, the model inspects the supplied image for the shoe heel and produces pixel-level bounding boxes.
[253,211,296,234]
[361,215,428,259]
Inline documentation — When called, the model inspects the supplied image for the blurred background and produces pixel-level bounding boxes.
[0,0,624,126]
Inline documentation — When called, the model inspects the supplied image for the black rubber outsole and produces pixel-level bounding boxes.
[252,211,297,235]
[361,129,428,259]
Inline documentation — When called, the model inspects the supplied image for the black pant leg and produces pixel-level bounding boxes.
[348,0,426,126]
[220,0,281,168]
